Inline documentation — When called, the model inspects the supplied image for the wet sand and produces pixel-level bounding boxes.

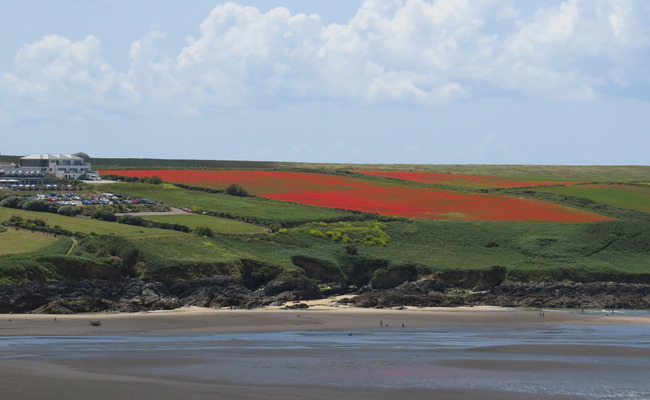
[3,302,642,336]
[2,304,648,400]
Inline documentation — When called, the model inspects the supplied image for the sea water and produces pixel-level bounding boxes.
[2,324,649,399]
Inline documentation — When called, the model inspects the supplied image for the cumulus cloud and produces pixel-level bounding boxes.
[1,0,648,121]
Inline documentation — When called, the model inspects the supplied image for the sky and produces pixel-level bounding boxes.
[1,0,649,165]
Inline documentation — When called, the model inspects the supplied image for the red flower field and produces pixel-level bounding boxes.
[102,169,611,222]
[103,170,359,194]
[355,170,578,188]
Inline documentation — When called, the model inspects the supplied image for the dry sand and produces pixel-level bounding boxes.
[2,303,648,400]
[4,298,645,337]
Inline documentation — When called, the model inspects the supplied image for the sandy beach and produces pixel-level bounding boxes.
[2,303,649,400]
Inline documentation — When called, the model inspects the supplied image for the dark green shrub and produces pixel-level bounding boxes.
[93,209,117,222]
[119,214,144,226]
[225,183,249,197]
[0,196,26,208]
[22,199,57,212]
[57,205,78,217]
[195,226,214,237]
[143,176,163,184]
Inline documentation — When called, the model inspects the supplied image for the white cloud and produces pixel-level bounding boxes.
[0,34,130,121]
[1,0,648,122]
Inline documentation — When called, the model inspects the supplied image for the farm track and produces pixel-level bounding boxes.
[66,237,78,255]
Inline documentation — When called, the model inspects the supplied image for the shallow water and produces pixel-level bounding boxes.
[3,324,649,399]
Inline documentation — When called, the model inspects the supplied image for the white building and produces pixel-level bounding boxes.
[19,153,99,181]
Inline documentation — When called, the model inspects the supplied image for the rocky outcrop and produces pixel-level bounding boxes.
[0,276,323,314]
[2,277,648,314]
[343,280,650,309]
[369,266,418,289]
[475,281,650,309]
[430,266,508,291]
[263,276,321,300]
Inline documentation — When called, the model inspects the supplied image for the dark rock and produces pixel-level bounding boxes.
[283,303,309,310]
[347,279,650,309]
[369,266,417,290]
[2,278,649,313]
[431,266,507,291]
[318,282,349,296]
[263,277,321,300]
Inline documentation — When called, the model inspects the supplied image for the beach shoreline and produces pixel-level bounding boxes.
[3,304,649,400]
[2,300,648,336]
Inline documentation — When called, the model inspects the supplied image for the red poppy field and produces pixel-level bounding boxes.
[102,169,611,222]
[355,170,579,188]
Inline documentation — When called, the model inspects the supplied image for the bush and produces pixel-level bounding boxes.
[308,221,390,246]
[119,214,144,226]
[143,176,163,185]
[93,209,117,222]
[309,229,325,238]
[22,199,53,212]
[57,205,78,217]
[225,183,249,197]
[0,196,26,209]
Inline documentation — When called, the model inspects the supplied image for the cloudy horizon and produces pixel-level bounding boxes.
[1,0,649,165]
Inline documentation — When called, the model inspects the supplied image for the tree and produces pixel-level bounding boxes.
[225,183,249,197]
[57,205,78,217]
[93,209,117,222]
[143,176,163,184]
[119,214,144,226]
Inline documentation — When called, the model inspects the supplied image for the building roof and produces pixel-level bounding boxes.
[20,153,83,161]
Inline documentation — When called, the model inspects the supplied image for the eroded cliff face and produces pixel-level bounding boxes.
[2,274,648,314]
[0,277,320,314]
[0,254,645,314]
[344,280,650,310]
[427,265,508,291]
[291,255,346,283]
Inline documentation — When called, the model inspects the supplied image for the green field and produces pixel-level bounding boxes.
[91,157,650,181]
[0,207,176,238]
[95,182,360,226]
[200,218,650,282]
[0,229,60,255]
[2,160,650,284]
[132,235,245,262]
[142,213,267,234]
[536,184,650,214]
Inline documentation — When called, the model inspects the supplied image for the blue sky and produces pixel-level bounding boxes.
[1,0,649,165]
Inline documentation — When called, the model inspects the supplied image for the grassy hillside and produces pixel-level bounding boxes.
[2,160,649,285]
[535,184,650,214]
[94,182,363,227]
[97,171,614,222]
[0,207,174,238]
[0,229,60,255]
[141,214,268,234]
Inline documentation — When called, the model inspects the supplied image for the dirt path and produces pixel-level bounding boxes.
[66,237,78,255]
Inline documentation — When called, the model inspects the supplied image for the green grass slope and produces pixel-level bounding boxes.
[93,158,650,181]
[535,184,650,214]
[95,182,365,228]
[2,161,650,284]
[0,229,60,255]
[141,214,267,234]
[0,207,174,238]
